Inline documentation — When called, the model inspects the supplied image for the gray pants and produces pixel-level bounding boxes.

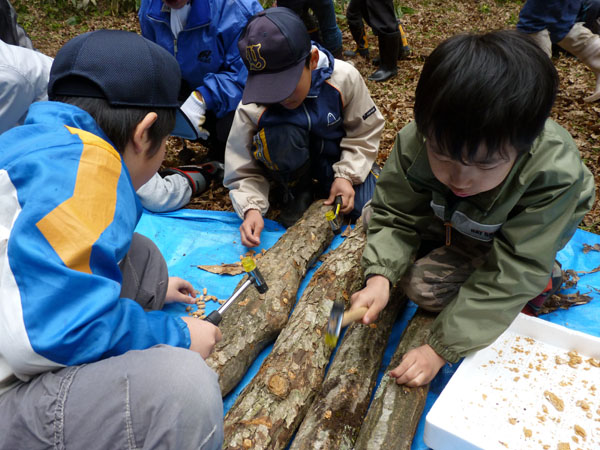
[0,234,223,449]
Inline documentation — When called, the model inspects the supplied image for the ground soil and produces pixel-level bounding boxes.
[14,0,600,232]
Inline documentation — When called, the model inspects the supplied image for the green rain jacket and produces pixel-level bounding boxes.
[362,119,595,363]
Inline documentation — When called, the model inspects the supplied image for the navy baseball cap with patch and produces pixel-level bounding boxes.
[48,29,198,140]
[238,7,312,105]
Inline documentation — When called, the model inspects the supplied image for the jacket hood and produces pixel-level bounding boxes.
[307,43,335,98]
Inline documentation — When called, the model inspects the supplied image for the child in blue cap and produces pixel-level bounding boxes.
[0,30,223,449]
[225,7,385,247]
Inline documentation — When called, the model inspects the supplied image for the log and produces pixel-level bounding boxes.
[353,308,436,450]
[222,221,366,450]
[289,286,408,450]
[207,201,334,395]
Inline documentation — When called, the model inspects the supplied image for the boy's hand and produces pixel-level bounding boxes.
[350,274,390,324]
[181,317,223,359]
[389,344,446,387]
[324,177,355,214]
[165,277,197,304]
[240,209,264,247]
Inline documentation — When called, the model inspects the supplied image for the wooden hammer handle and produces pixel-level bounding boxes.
[341,306,368,327]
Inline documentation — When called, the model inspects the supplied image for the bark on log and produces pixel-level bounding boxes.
[207,201,334,396]
[222,221,366,450]
[289,286,408,450]
[353,308,436,450]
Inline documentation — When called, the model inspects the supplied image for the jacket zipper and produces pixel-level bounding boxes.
[147,15,208,59]
[302,103,312,131]
[405,171,462,246]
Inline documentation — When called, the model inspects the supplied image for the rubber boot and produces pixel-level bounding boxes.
[527,29,552,58]
[343,23,369,58]
[521,261,563,316]
[368,33,400,82]
[558,22,600,102]
[159,166,207,196]
[373,20,410,64]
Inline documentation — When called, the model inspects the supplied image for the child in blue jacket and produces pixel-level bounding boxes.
[0,30,223,449]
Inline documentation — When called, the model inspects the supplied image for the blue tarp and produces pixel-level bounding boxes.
[135,209,600,449]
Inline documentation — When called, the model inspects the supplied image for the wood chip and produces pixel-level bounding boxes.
[543,390,564,412]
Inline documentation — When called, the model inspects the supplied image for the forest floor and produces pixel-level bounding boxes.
[13,0,600,232]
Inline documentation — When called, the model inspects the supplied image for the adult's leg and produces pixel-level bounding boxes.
[308,0,343,57]
[344,0,370,58]
[0,0,34,48]
[364,0,399,81]
[517,0,581,41]
[558,21,600,101]
[582,0,600,34]
[0,346,223,450]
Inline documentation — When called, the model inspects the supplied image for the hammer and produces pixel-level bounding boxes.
[325,195,343,235]
[204,256,268,325]
[324,299,368,348]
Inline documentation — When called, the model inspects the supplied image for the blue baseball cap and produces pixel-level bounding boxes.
[48,29,198,140]
[238,7,312,105]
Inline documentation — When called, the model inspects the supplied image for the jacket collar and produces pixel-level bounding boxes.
[148,0,211,28]
[27,101,113,146]
[406,132,527,213]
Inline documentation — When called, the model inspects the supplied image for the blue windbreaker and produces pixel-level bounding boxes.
[0,102,190,391]
[138,0,263,118]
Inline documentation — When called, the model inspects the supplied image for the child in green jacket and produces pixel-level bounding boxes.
[350,29,595,387]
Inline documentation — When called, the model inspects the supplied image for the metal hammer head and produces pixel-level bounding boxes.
[325,303,369,348]
[241,256,268,294]
[325,299,344,348]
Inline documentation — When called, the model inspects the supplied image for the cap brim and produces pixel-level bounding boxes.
[171,109,199,140]
[242,60,306,105]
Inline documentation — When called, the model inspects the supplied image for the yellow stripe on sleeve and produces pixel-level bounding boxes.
[36,127,122,274]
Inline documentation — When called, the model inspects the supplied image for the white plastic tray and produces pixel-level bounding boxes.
[424,313,600,450]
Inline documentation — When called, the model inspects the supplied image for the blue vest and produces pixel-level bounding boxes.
[254,46,345,193]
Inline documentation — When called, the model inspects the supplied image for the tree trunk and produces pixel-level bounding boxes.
[207,201,334,396]
[289,286,408,450]
[353,309,436,450]
[222,221,366,450]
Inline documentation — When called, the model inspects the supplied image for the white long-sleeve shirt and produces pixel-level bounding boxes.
[0,40,52,134]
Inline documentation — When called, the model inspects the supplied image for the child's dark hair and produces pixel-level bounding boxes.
[414,30,558,162]
[51,95,176,158]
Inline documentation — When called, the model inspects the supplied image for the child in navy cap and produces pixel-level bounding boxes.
[0,30,223,449]
[224,7,385,247]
